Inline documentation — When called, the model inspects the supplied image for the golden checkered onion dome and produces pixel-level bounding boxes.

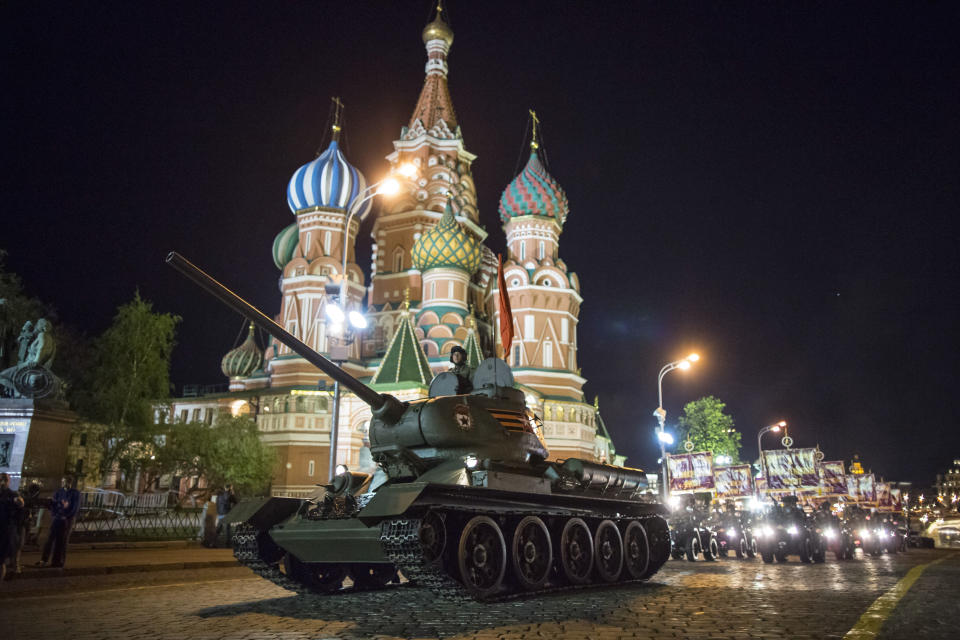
[411,201,481,274]
[221,324,263,379]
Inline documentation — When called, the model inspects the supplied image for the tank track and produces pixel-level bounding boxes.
[380,510,670,602]
[236,511,669,602]
[232,522,312,595]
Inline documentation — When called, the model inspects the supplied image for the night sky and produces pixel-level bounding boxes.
[3,2,959,487]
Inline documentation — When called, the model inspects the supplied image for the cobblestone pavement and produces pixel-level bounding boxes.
[2,549,956,639]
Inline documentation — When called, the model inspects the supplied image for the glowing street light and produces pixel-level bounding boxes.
[657,431,675,445]
[325,161,418,480]
[654,352,701,500]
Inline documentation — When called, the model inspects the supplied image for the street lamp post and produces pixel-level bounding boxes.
[654,353,699,500]
[756,420,786,498]
[325,165,417,481]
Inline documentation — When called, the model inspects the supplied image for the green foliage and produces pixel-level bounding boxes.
[156,415,275,496]
[76,292,180,485]
[676,395,743,463]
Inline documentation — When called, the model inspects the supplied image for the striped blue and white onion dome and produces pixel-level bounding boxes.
[286,139,372,218]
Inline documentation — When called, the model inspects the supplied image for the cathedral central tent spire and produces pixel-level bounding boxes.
[409,0,458,135]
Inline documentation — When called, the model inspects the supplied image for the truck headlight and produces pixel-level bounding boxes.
[787,526,799,535]
[824,529,837,539]
[464,455,479,469]
[727,529,737,539]
[860,529,870,539]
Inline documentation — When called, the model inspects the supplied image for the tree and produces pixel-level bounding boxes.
[76,292,180,487]
[156,415,275,497]
[675,396,742,463]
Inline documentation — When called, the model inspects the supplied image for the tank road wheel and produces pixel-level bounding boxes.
[349,563,396,589]
[703,536,720,562]
[685,536,701,561]
[511,516,552,591]
[558,517,594,584]
[622,521,650,580]
[593,520,624,583]
[420,510,447,563]
[642,517,672,578]
[457,516,507,600]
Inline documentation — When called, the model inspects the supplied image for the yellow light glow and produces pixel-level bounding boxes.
[686,353,700,362]
[396,163,418,178]
[677,360,691,370]
[378,178,400,196]
[772,426,780,432]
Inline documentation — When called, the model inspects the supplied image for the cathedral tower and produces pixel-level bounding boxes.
[367,3,493,362]
[270,102,371,386]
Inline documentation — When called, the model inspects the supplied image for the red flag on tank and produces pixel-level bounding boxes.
[497,254,514,358]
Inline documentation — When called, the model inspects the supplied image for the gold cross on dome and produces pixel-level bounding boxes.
[331,97,344,137]
[403,287,411,310]
[529,109,540,151]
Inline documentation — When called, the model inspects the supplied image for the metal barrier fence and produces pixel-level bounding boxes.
[69,489,203,541]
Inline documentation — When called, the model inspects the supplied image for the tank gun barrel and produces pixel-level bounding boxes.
[165,251,388,412]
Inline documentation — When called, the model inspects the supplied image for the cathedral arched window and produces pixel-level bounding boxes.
[512,345,521,367]
[520,243,526,261]
[429,281,437,300]
[323,231,332,256]
[543,339,553,368]
[538,241,545,260]
[305,232,312,255]
[392,246,404,272]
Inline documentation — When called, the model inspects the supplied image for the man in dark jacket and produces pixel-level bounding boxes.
[216,484,237,525]
[449,346,473,393]
[38,475,80,568]
[0,472,24,581]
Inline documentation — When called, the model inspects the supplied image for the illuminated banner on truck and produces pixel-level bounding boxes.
[666,452,715,493]
[714,464,753,498]
[762,448,818,490]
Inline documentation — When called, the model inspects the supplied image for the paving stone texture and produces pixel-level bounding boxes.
[2,549,956,640]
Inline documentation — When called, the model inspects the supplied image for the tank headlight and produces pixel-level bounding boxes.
[465,455,479,469]
[335,464,348,476]
[825,529,837,539]
[727,529,737,539]
[860,529,871,539]
[787,525,799,535]
[762,526,774,537]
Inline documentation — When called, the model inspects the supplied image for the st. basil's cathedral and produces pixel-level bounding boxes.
[170,7,624,497]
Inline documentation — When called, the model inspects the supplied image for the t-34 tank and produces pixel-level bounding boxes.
[167,252,670,600]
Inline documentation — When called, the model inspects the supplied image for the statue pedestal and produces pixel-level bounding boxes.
[0,398,76,491]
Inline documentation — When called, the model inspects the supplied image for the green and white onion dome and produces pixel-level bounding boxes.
[221,324,263,379]
[272,222,298,269]
[411,201,482,274]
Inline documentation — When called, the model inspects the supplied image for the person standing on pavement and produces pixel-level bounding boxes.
[37,475,80,568]
[0,472,25,581]
[9,483,40,576]
[216,484,237,526]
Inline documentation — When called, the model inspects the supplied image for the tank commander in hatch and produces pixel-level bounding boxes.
[448,346,473,393]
